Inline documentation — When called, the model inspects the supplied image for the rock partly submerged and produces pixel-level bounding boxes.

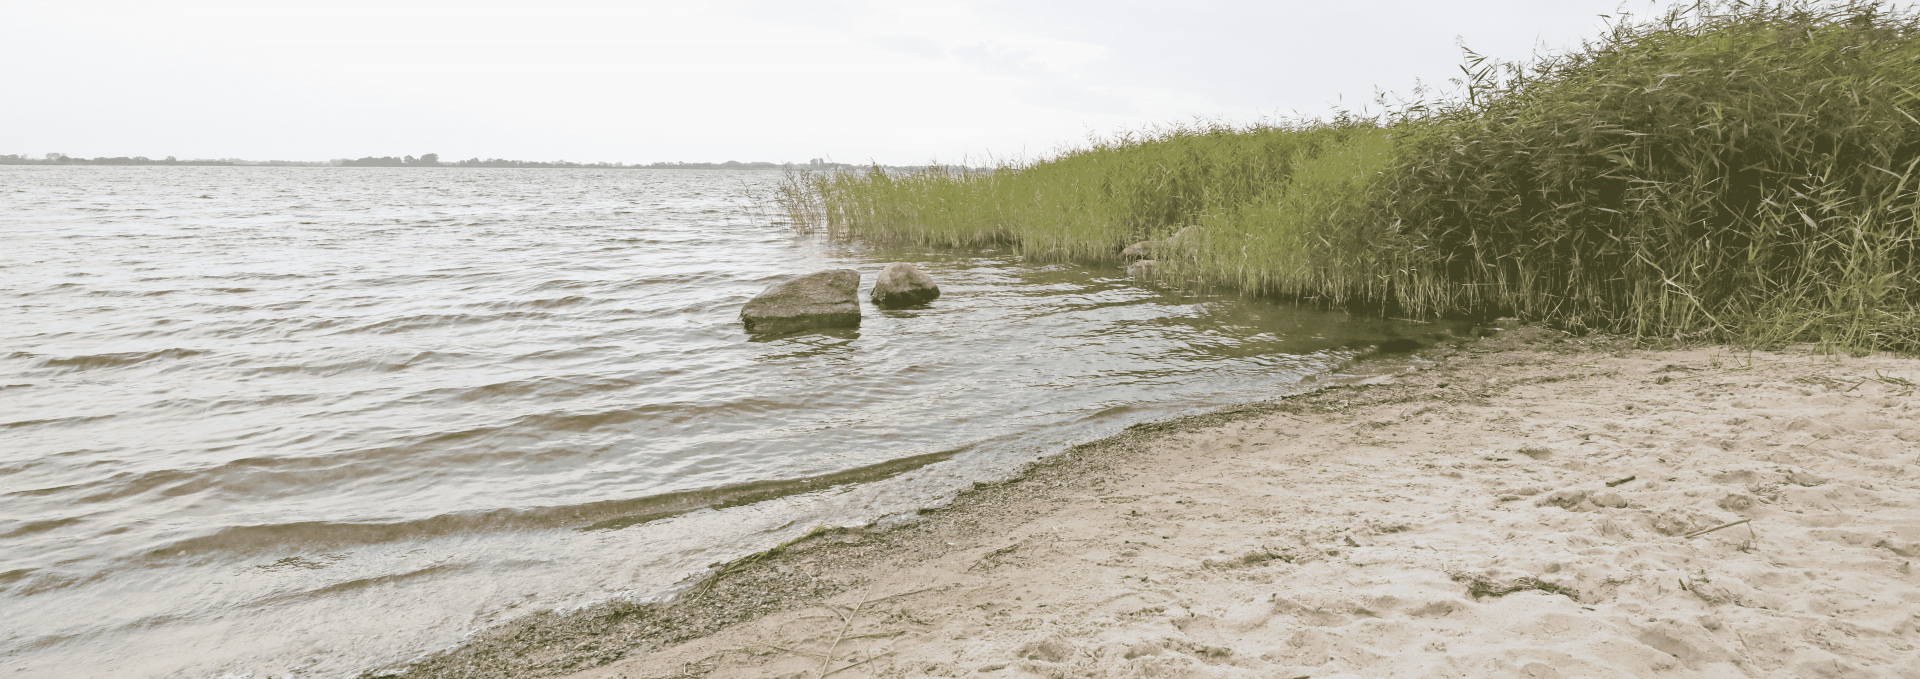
[740,269,861,334]
[869,262,940,309]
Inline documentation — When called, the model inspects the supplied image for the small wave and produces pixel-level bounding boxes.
[196,315,339,339]
[3,414,114,429]
[509,346,621,361]
[192,304,272,315]
[354,271,494,288]
[147,449,958,555]
[84,289,177,297]
[337,312,553,335]
[512,399,796,432]
[57,469,199,504]
[3,483,74,496]
[474,296,597,311]
[445,376,638,402]
[230,564,473,613]
[7,568,105,597]
[38,348,206,371]
[26,421,553,506]
[0,568,34,594]
[521,279,595,293]
[0,517,84,539]
[237,351,462,377]
[150,392,321,413]
[252,553,350,572]
[213,272,306,280]
[1085,404,1142,421]
[608,272,752,291]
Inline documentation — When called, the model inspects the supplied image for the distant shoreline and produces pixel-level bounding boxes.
[0,163,800,170]
[0,155,963,172]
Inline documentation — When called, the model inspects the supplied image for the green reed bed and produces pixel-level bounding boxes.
[784,1,1920,352]
[780,121,1366,260]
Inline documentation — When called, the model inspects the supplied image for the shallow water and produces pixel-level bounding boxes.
[0,166,1451,677]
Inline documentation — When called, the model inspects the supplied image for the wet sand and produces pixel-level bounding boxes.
[384,328,1920,679]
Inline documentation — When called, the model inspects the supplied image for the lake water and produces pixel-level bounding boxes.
[0,167,1449,677]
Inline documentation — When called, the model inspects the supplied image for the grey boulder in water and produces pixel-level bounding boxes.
[741,269,862,334]
[869,262,940,309]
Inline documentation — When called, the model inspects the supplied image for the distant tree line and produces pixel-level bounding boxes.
[4,153,219,166]
[334,153,816,170]
[329,156,961,171]
[0,153,328,166]
[3,152,964,172]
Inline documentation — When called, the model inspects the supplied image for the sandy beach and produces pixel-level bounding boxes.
[389,327,1920,679]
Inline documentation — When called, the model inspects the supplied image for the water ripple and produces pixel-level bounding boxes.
[0,166,1457,678]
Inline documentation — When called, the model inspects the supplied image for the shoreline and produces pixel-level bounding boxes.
[382,328,1920,678]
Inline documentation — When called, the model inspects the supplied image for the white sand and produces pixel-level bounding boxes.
[565,330,1920,678]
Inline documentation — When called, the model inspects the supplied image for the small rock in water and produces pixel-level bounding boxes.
[740,269,861,334]
[869,262,940,309]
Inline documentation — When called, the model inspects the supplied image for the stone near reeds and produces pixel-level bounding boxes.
[869,262,940,309]
[741,269,861,334]
[1121,226,1197,260]
[1120,240,1160,260]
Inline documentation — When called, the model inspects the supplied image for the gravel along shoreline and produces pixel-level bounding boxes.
[379,328,1920,679]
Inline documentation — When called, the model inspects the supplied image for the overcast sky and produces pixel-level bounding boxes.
[6,0,1685,165]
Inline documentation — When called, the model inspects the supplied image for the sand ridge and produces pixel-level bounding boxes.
[392,328,1920,679]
